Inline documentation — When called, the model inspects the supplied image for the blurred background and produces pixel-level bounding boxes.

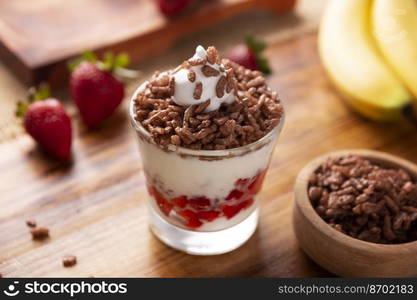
[0,0,326,142]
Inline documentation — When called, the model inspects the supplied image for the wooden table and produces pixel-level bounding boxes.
[0,0,296,86]
[1,32,416,277]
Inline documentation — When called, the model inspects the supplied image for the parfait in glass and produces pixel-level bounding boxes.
[130,46,284,255]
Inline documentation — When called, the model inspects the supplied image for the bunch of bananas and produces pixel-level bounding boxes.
[319,0,417,122]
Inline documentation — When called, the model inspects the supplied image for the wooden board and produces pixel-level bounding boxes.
[2,31,417,278]
[0,0,296,86]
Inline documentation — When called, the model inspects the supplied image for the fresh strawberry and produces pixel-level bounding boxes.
[16,84,72,160]
[155,0,191,17]
[178,209,202,228]
[188,196,210,210]
[225,189,245,201]
[69,51,130,128]
[197,210,219,222]
[222,204,241,219]
[248,170,267,195]
[227,36,271,74]
[227,44,257,71]
[172,196,188,208]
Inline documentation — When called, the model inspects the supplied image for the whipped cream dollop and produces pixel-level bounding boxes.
[172,46,235,112]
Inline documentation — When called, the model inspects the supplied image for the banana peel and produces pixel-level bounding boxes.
[319,0,411,122]
[372,0,417,101]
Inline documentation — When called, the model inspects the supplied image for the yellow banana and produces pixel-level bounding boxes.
[372,0,417,101]
[319,0,410,121]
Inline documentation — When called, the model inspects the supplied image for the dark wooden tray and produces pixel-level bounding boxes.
[0,0,296,86]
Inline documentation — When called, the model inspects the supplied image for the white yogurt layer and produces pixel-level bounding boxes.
[138,135,274,200]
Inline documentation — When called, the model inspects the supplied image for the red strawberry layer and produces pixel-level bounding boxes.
[147,169,267,229]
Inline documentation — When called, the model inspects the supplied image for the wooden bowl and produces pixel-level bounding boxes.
[293,149,417,277]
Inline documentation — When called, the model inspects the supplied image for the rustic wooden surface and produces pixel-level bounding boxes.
[2,31,417,278]
[0,0,295,86]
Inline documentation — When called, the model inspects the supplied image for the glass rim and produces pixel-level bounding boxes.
[128,82,285,157]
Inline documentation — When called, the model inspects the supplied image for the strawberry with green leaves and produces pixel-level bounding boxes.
[69,51,130,128]
[227,36,271,75]
[16,84,72,161]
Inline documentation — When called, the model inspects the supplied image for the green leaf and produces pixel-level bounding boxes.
[114,53,130,69]
[245,35,271,75]
[27,83,50,103]
[34,83,50,101]
[67,50,131,75]
[15,101,27,118]
[102,52,115,71]
[82,50,98,63]
[16,83,51,118]
[67,58,82,72]
[67,50,97,72]
[256,57,271,75]
[246,36,266,54]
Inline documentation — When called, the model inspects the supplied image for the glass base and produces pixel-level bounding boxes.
[149,206,259,255]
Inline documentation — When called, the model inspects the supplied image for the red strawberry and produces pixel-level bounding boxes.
[188,196,211,210]
[239,198,254,210]
[227,44,257,71]
[16,85,72,160]
[222,204,241,219]
[172,196,188,208]
[226,36,271,74]
[248,170,267,195]
[225,189,245,201]
[69,51,130,128]
[155,0,191,17]
[197,210,219,222]
[178,209,202,228]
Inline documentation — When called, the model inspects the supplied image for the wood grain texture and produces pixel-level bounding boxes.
[294,150,417,277]
[0,0,296,86]
[2,32,417,277]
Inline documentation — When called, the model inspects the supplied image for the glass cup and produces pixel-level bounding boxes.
[129,83,285,255]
